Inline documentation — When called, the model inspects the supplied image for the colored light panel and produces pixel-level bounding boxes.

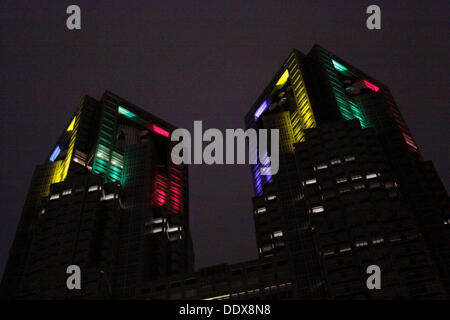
[254,100,269,120]
[152,124,170,138]
[332,59,348,72]
[118,106,137,119]
[49,146,61,162]
[66,117,76,132]
[363,80,379,92]
[275,70,289,87]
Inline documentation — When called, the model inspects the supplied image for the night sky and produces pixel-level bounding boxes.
[1,1,449,277]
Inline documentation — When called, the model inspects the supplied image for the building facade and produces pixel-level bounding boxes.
[1,92,194,299]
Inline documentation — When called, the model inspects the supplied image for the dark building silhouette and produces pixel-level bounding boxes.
[1,92,193,299]
[2,45,449,300]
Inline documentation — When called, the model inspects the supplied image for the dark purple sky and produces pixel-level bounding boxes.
[1,1,449,276]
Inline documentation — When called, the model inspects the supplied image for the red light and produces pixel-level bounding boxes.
[363,80,379,92]
[152,124,170,137]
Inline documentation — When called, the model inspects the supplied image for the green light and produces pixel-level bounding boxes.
[332,59,348,72]
[118,106,137,119]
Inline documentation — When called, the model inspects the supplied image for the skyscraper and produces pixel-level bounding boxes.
[2,45,449,300]
[1,91,193,299]
[246,45,450,299]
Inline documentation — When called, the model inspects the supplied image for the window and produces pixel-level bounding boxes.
[366,173,378,179]
[351,174,362,180]
[88,185,100,192]
[255,207,266,214]
[273,230,283,238]
[303,178,317,185]
[266,195,276,201]
[50,194,60,200]
[336,177,347,184]
[101,193,117,201]
[316,164,328,170]
[354,184,365,190]
[311,206,324,214]
[331,158,342,165]
[372,238,384,244]
[355,241,368,247]
[345,155,355,162]
[62,189,72,196]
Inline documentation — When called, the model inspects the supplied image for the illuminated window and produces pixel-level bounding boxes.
[303,178,317,186]
[50,194,60,200]
[366,173,378,179]
[351,174,362,180]
[311,206,324,214]
[355,241,368,247]
[88,185,100,192]
[101,193,117,201]
[331,158,341,165]
[316,164,328,170]
[152,227,163,234]
[354,184,365,190]
[168,225,180,233]
[62,189,72,196]
[372,238,384,244]
[340,247,351,253]
[256,207,266,214]
[336,177,347,184]
[266,195,276,201]
[273,230,283,238]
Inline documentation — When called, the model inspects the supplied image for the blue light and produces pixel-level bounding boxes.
[49,146,61,162]
[254,100,270,121]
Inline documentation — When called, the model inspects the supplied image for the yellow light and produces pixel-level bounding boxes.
[285,53,316,144]
[66,117,76,132]
[275,70,289,88]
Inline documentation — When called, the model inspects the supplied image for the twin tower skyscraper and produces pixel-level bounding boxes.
[1,45,449,299]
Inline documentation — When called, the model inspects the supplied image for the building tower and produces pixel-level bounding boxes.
[246,45,450,299]
[1,91,194,299]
